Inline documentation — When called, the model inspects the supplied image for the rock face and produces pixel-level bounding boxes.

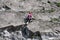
[0,0,60,12]
[3,0,41,11]
[0,24,42,40]
[0,0,60,11]
[0,0,60,40]
[0,11,25,27]
[1,0,59,11]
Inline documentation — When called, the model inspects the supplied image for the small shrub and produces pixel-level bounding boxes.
[48,8,55,13]
[54,2,60,7]
[50,18,60,22]
[53,18,59,21]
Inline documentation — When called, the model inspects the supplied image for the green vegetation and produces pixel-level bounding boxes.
[41,8,55,13]
[54,2,60,7]
[50,18,60,22]
[47,8,55,13]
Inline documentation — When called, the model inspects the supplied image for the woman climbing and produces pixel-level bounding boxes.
[24,12,32,24]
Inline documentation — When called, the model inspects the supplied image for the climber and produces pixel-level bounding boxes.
[25,12,32,24]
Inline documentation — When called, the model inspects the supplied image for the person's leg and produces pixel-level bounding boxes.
[26,18,32,23]
[24,17,28,24]
[25,17,29,24]
[29,19,31,23]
